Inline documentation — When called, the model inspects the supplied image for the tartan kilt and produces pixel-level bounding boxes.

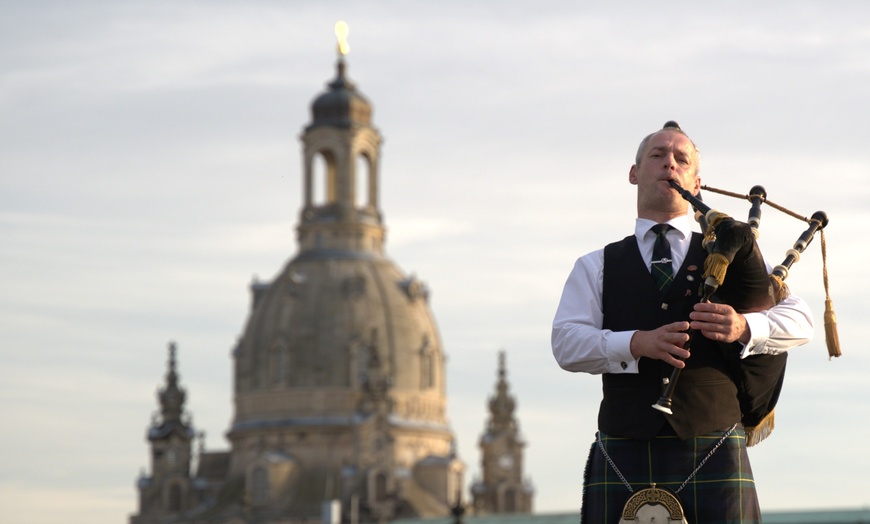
[581,426,761,524]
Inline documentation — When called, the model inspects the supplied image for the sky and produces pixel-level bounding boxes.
[2,1,869,523]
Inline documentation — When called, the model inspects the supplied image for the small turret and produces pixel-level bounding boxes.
[132,342,196,522]
[472,351,534,514]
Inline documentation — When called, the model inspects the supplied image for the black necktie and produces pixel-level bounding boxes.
[651,223,673,292]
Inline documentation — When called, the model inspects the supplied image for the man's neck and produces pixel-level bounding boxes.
[637,209,687,224]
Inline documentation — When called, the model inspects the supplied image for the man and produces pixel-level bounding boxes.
[551,122,813,523]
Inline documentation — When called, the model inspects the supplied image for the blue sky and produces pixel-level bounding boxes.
[2,2,869,523]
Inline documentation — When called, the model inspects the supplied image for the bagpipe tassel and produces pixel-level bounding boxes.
[769,274,790,304]
[824,298,841,359]
[704,253,730,286]
[821,230,842,359]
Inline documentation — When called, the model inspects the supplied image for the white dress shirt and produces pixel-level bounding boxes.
[551,214,815,374]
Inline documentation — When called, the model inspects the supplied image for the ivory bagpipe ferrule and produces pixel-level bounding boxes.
[771,210,828,281]
[748,185,766,237]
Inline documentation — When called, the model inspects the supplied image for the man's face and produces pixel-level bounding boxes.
[629,130,700,218]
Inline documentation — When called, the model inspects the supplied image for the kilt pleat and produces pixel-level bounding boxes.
[580,426,761,524]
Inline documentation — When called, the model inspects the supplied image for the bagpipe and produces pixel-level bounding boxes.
[651,180,840,446]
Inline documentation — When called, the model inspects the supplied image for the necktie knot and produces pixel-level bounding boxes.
[651,223,674,292]
[651,223,672,237]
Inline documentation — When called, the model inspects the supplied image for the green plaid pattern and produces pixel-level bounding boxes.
[651,223,674,292]
[580,427,760,524]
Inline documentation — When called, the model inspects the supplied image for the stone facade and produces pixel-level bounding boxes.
[130,53,464,524]
[130,48,533,524]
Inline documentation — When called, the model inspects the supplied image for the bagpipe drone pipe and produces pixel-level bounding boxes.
[652,181,840,446]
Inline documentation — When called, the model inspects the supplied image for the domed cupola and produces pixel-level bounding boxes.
[294,25,385,257]
[308,58,372,130]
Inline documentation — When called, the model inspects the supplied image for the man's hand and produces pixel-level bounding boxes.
[690,302,750,344]
[629,321,691,368]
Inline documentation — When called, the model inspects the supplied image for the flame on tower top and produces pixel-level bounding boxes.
[335,21,350,56]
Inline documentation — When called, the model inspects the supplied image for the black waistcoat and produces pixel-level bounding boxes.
[599,232,742,440]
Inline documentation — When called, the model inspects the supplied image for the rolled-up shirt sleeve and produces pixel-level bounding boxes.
[551,250,638,374]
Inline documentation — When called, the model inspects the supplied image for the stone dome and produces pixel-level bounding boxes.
[230,249,447,431]
[131,51,466,524]
[221,56,459,522]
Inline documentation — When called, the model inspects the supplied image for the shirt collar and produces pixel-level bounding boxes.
[634,213,695,242]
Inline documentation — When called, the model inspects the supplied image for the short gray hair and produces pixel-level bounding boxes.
[634,121,700,174]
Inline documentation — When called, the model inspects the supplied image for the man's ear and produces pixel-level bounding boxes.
[629,165,638,185]
[692,174,701,195]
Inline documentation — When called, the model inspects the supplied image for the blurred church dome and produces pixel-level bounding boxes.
[223,54,460,522]
[132,39,469,524]
[231,240,446,427]
[231,55,447,434]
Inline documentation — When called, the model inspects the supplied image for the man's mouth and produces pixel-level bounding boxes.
[663,179,682,191]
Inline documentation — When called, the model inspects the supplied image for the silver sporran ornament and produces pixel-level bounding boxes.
[618,484,688,524]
